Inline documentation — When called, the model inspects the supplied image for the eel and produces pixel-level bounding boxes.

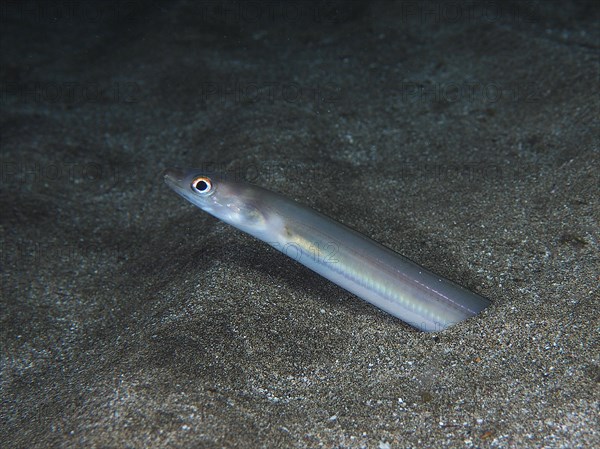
[163,168,491,332]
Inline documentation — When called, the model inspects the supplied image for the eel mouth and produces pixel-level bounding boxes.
[162,167,188,189]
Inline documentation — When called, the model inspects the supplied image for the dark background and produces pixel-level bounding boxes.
[1,1,598,448]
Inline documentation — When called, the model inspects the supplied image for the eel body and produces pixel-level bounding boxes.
[164,168,490,332]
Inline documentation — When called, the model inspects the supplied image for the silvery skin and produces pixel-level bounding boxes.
[163,168,491,332]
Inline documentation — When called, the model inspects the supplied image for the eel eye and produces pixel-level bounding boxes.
[191,176,213,195]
